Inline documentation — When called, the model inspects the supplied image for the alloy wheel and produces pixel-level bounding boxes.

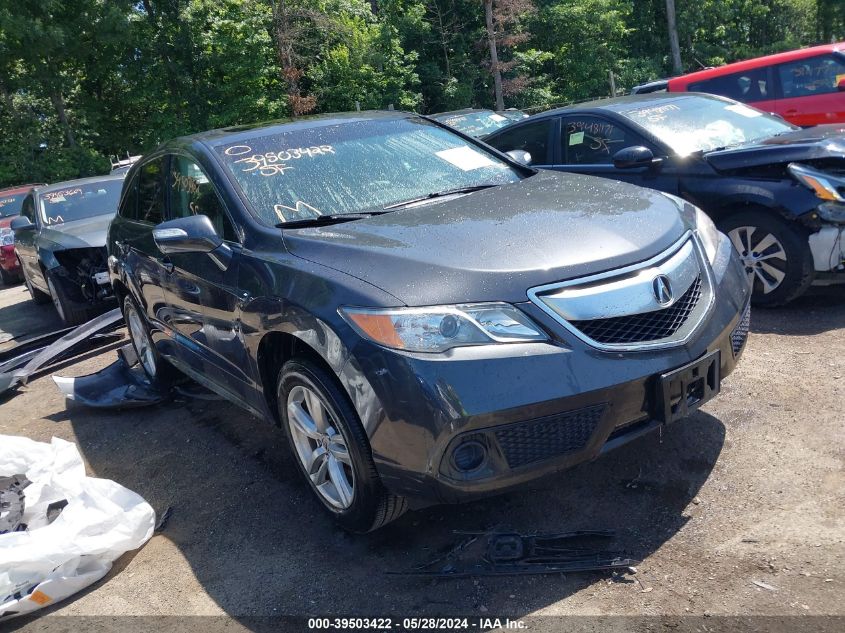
[126,303,157,378]
[727,225,787,295]
[286,385,355,510]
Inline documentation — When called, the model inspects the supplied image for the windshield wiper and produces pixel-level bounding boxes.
[275,211,389,229]
[383,184,499,210]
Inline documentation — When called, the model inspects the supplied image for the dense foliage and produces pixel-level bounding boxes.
[0,0,842,186]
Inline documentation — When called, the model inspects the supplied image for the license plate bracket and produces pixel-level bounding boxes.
[656,350,721,424]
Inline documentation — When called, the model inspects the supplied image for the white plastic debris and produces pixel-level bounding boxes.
[0,435,155,619]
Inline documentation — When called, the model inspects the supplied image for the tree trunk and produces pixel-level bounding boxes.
[50,91,77,148]
[485,0,504,111]
[433,2,451,78]
[665,0,682,75]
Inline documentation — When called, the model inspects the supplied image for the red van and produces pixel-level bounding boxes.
[666,43,845,127]
[0,184,44,284]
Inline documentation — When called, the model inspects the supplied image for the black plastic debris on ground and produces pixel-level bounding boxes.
[0,475,29,535]
[53,346,168,409]
[0,308,123,396]
[394,530,639,578]
[53,343,220,410]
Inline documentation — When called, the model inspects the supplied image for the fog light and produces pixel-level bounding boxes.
[452,440,486,472]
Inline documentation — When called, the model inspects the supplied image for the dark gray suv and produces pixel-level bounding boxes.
[108,111,750,532]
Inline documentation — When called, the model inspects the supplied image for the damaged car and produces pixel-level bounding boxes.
[11,175,124,325]
[109,112,750,532]
[485,93,845,305]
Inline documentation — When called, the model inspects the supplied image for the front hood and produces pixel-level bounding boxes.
[705,124,845,172]
[283,171,686,305]
[39,213,113,250]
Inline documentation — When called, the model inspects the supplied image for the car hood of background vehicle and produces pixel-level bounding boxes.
[705,124,845,172]
[283,170,686,305]
[39,214,113,250]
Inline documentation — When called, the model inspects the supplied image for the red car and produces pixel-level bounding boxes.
[0,184,44,284]
[666,43,845,127]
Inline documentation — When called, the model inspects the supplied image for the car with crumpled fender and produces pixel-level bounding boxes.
[107,111,750,532]
[11,175,124,325]
[485,93,845,306]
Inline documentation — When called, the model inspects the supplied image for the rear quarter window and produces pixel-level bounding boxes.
[688,67,770,103]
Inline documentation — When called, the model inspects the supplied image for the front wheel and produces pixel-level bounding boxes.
[46,272,95,326]
[277,359,407,532]
[718,211,814,307]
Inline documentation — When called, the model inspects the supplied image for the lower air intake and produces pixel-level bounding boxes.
[494,404,606,468]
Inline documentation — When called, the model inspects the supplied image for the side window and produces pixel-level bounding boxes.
[777,55,845,99]
[487,120,551,165]
[137,158,166,224]
[561,116,645,165]
[689,67,770,102]
[118,172,139,220]
[169,155,236,242]
[21,195,35,222]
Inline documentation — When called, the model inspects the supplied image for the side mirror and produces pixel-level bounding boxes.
[613,146,660,169]
[838,78,845,92]
[10,216,35,232]
[153,215,222,255]
[505,149,532,165]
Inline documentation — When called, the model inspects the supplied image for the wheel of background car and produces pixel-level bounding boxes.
[277,359,407,533]
[0,266,15,286]
[718,210,814,307]
[21,262,50,304]
[123,295,175,383]
[46,272,95,326]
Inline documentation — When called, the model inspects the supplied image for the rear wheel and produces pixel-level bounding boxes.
[278,359,407,532]
[123,295,176,383]
[46,272,95,326]
[718,211,814,307]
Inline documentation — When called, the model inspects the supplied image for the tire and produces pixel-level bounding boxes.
[0,266,20,286]
[278,359,407,533]
[718,210,814,307]
[22,264,50,304]
[123,295,177,384]
[46,271,95,326]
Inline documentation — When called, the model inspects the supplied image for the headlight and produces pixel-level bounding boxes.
[340,303,548,353]
[789,163,845,202]
[693,206,720,263]
[0,230,13,247]
[663,193,720,263]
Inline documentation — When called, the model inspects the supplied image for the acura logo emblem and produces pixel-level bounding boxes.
[653,275,674,305]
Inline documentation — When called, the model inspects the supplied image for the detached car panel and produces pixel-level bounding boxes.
[107,111,749,532]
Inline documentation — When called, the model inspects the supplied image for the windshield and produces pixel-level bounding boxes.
[216,117,522,225]
[432,111,514,137]
[39,180,123,226]
[0,193,26,219]
[618,96,797,155]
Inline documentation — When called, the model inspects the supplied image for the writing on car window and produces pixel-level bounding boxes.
[215,118,521,226]
[39,181,122,225]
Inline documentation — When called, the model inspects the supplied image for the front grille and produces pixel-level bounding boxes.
[494,404,606,468]
[570,276,702,345]
[731,302,751,357]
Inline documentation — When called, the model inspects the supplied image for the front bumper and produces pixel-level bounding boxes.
[0,245,20,274]
[339,239,750,505]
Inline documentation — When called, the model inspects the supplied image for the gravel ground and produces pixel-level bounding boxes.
[0,281,843,631]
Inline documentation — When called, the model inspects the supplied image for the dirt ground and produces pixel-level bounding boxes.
[0,280,843,630]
